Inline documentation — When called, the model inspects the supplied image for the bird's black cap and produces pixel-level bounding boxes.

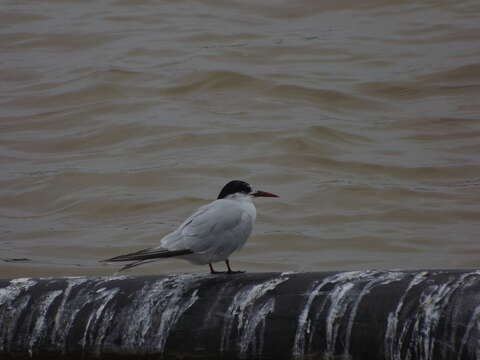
[217,180,252,199]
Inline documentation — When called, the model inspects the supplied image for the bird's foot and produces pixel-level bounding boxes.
[209,269,245,275]
[224,259,245,274]
[226,270,245,274]
[210,270,227,274]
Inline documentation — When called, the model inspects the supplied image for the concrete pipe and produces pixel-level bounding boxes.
[0,270,479,359]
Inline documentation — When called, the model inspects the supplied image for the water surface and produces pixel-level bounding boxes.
[1,0,480,277]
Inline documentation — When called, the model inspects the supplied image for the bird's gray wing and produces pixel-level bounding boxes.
[174,200,254,255]
[159,202,213,250]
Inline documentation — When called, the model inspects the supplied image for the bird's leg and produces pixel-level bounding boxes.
[209,263,216,274]
[209,263,224,274]
[225,259,245,274]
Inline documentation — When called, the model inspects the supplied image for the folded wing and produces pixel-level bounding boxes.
[162,199,255,259]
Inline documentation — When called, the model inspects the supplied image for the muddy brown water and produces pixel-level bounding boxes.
[1,0,480,277]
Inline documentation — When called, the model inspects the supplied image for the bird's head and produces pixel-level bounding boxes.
[217,180,279,200]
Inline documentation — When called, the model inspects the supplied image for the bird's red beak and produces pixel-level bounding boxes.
[252,190,279,198]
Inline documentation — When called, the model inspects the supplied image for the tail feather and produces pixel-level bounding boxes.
[102,248,193,263]
[118,259,159,272]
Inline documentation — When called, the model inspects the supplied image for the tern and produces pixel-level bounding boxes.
[103,180,278,274]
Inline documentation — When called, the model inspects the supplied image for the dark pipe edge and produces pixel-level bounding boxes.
[0,270,479,360]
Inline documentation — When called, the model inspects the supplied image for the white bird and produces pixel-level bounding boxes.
[103,180,279,274]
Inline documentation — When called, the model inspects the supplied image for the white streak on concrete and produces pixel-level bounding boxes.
[120,274,203,354]
[80,287,120,351]
[398,271,478,360]
[51,277,99,352]
[449,275,477,360]
[239,297,275,357]
[457,272,480,360]
[123,279,170,350]
[154,285,199,353]
[324,281,355,357]
[411,283,452,360]
[52,277,89,347]
[0,294,31,353]
[221,275,289,356]
[0,278,38,352]
[292,279,324,359]
[293,271,405,359]
[204,282,233,325]
[41,276,125,354]
[0,278,37,308]
[293,271,365,358]
[343,271,405,356]
[28,290,63,356]
[385,271,428,360]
